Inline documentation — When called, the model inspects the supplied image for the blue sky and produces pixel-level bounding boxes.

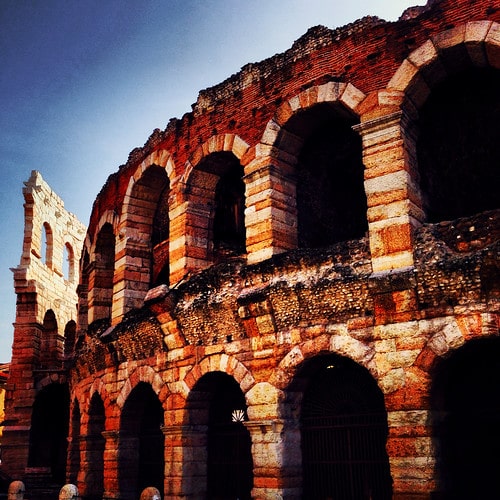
[0,0,425,363]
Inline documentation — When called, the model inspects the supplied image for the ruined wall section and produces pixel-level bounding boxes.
[13,170,86,326]
[3,170,86,480]
[74,210,499,373]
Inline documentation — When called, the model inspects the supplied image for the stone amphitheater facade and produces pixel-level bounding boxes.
[2,0,500,498]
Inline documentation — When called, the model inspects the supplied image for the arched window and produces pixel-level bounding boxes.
[87,393,105,500]
[43,222,53,268]
[281,103,367,248]
[63,320,77,359]
[431,337,500,499]
[417,67,500,222]
[64,242,75,282]
[286,354,392,499]
[193,152,246,262]
[88,223,115,323]
[40,309,62,367]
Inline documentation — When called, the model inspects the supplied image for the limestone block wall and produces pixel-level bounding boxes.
[2,170,86,480]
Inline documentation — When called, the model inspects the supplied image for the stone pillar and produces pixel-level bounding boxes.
[101,430,120,500]
[1,425,31,481]
[245,161,297,264]
[245,419,302,500]
[387,410,436,499]
[162,425,207,499]
[77,434,105,500]
[112,236,150,325]
[355,110,423,272]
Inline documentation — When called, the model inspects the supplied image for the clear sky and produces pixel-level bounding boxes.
[0,0,425,363]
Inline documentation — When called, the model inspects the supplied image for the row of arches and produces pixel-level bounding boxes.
[39,222,78,283]
[79,24,500,329]
[32,310,77,368]
[26,336,500,498]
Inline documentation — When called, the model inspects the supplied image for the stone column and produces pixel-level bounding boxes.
[77,434,105,500]
[245,419,302,500]
[112,235,150,324]
[162,425,207,499]
[354,110,423,272]
[244,160,297,265]
[101,430,120,500]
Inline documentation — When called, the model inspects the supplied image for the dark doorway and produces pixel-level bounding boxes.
[299,355,392,499]
[28,383,70,484]
[68,400,81,485]
[213,162,246,259]
[86,393,105,500]
[431,336,500,499]
[417,67,500,222]
[284,103,367,248]
[119,382,164,500]
[188,371,253,499]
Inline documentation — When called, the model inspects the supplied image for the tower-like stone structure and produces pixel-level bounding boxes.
[2,171,85,489]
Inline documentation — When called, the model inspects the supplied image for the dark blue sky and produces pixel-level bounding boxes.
[0,0,424,362]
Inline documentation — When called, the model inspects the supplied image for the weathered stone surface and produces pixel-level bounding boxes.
[3,2,500,500]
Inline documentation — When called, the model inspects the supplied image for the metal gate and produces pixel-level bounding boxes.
[301,412,392,500]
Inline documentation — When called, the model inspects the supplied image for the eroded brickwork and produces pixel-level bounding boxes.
[2,1,500,499]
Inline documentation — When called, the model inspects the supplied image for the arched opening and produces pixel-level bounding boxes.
[119,382,164,500]
[40,309,61,368]
[63,320,76,359]
[28,383,70,485]
[43,222,53,267]
[431,336,500,499]
[152,174,171,286]
[186,371,253,499]
[124,165,170,292]
[64,242,75,282]
[284,103,367,248]
[86,393,105,500]
[68,400,81,485]
[78,248,90,334]
[88,223,115,323]
[417,67,500,223]
[193,152,246,263]
[288,354,391,499]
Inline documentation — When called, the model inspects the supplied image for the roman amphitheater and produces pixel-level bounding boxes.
[2,0,499,498]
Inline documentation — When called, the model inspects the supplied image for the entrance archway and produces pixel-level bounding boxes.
[296,354,392,499]
[28,383,70,484]
[431,336,500,499]
[187,371,253,499]
[86,393,105,500]
[119,382,164,500]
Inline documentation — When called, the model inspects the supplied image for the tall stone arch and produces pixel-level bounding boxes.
[87,213,117,325]
[357,21,500,272]
[173,134,250,282]
[175,355,255,499]
[246,82,366,264]
[113,149,175,323]
[118,380,166,500]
